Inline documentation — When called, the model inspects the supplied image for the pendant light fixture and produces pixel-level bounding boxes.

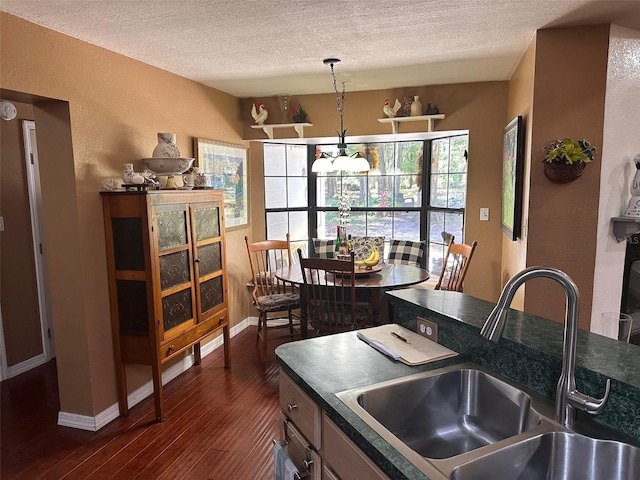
[311,58,370,173]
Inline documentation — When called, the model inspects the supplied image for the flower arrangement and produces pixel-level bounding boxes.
[378,190,389,208]
[542,138,596,183]
[543,138,596,165]
[291,104,309,123]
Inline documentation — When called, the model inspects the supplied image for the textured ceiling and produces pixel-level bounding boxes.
[2,0,640,98]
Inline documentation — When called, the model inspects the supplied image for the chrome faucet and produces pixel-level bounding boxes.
[480,266,611,429]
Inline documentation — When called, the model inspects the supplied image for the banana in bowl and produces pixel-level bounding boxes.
[355,246,380,269]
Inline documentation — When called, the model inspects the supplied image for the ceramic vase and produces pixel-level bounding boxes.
[410,96,422,116]
[122,163,144,184]
[277,94,291,123]
[182,172,195,188]
[152,132,181,158]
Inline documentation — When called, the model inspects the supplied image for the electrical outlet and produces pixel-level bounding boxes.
[417,317,438,342]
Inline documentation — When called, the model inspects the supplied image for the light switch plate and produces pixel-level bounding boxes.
[417,317,438,342]
[480,208,489,221]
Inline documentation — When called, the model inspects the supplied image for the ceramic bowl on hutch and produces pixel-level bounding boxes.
[142,157,194,175]
[142,157,194,189]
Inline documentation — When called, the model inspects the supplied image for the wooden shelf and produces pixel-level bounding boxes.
[612,216,640,242]
[378,114,446,134]
[250,122,313,139]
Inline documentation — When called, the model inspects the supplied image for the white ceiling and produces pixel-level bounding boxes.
[2,0,640,98]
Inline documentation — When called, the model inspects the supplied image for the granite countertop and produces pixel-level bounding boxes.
[275,289,640,480]
[276,330,461,480]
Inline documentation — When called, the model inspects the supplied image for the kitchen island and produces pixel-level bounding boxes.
[275,289,640,479]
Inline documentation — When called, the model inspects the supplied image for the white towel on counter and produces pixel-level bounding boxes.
[273,442,300,480]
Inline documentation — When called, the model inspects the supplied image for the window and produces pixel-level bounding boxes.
[263,143,309,243]
[427,136,468,274]
[263,134,468,270]
[315,141,423,245]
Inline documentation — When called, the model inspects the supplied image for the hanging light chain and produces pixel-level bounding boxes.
[330,62,345,121]
[328,61,347,145]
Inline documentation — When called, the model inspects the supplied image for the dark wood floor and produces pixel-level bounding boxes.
[1,325,293,480]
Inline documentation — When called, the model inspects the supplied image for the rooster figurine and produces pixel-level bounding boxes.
[251,102,268,125]
[382,99,401,118]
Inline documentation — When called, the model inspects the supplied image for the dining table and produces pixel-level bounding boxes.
[274,262,430,338]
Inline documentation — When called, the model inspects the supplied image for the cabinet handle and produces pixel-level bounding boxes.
[303,459,314,470]
[194,258,200,263]
[167,344,175,354]
[287,403,297,412]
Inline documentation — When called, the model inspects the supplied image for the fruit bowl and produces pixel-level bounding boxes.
[142,157,194,175]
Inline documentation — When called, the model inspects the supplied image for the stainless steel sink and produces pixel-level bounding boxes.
[338,363,640,479]
[450,431,640,480]
[353,368,541,459]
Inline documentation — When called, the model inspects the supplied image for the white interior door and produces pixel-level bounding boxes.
[22,120,55,361]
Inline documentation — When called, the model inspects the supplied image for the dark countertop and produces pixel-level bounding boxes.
[276,330,461,480]
[275,289,640,480]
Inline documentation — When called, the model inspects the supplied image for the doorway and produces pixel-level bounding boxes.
[0,108,54,380]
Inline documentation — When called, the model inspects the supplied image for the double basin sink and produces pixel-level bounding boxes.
[337,363,640,479]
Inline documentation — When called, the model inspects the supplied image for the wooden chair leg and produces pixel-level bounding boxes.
[262,314,268,356]
[288,309,294,338]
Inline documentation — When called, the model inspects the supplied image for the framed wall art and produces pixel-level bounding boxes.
[194,138,248,229]
[501,115,524,241]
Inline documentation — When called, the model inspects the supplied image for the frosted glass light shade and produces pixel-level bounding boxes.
[311,153,334,172]
[333,152,370,172]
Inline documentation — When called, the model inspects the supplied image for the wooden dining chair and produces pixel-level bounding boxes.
[297,251,368,335]
[245,234,300,354]
[435,236,478,292]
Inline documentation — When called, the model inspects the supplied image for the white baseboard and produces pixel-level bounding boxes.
[57,319,251,431]
[7,352,47,379]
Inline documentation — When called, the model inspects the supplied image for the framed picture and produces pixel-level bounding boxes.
[501,115,524,240]
[194,138,248,229]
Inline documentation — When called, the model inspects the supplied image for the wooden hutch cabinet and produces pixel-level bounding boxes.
[101,190,230,421]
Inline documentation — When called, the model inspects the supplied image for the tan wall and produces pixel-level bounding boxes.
[0,101,43,366]
[500,38,537,310]
[525,25,610,329]
[0,13,252,416]
[241,82,508,302]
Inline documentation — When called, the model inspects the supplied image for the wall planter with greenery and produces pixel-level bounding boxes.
[542,138,597,184]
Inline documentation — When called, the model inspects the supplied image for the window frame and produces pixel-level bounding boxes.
[262,134,468,269]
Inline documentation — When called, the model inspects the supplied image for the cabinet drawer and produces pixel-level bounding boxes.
[279,371,321,449]
[283,415,321,480]
[322,414,390,480]
[160,309,227,361]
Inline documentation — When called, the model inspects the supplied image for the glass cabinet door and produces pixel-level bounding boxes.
[191,202,225,319]
[155,204,196,336]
